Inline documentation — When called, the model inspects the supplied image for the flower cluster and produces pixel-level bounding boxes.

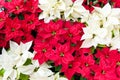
[0,41,68,80]
[0,0,120,80]
[81,3,120,50]
[0,0,40,48]
[38,0,89,22]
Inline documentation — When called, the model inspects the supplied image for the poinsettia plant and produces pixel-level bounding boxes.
[0,0,120,80]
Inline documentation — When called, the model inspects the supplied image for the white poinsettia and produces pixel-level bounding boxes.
[38,0,66,23]
[64,0,89,21]
[30,63,54,80]
[8,41,34,67]
[0,48,15,70]
[110,35,120,51]
[81,27,111,48]
[93,3,120,27]
[0,41,34,80]
[0,49,17,80]
[81,3,120,49]
[38,0,89,22]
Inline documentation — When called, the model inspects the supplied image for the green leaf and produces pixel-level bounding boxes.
[55,65,61,72]
[80,76,87,80]
[77,18,81,22]
[18,13,24,20]
[9,13,16,19]
[90,46,96,54]
[23,58,32,66]
[53,18,59,22]
[97,44,106,48]
[13,65,17,70]
[71,75,87,80]
[71,77,75,80]
[111,30,115,38]
[71,43,76,47]
[7,0,12,2]
[95,57,100,64]
[34,67,39,72]
[19,73,30,80]
[47,60,54,66]
[0,68,5,77]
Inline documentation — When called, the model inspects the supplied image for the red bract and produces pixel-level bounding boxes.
[21,14,39,32]
[98,0,108,4]
[92,58,119,80]
[52,43,74,66]
[95,47,120,68]
[92,47,120,80]
[78,54,95,78]
[112,0,120,8]
[13,33,34,44]
[0,11,6,29]
[33,40,55,64]
[116,66,120,78]
[0,1,4,7]
[75,48,91,57]
[82,0,94,12]
[72,0,76,2]
[38,20,64,38]
[4,18,23,40]
[4,0,24,14]
[60,48,93,80]
[64,21,84,44]
[61,61,81,80]
[37,20,66,45]
[83,0,108,12]
[23,0,40,13]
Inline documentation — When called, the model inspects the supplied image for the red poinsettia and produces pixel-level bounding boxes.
[13,33,34,44]
[92,58,119,80]
[21,14,39,32]
[4,17,23,40]
[33,39,55,64]
[23,0,40,13]
[3,0,24,14]
[77,54,95,78]
[64,21,84,44]
[95,47,120,68]
[0,11,6,29]
[61,60,81,80]
[37,20,66,45]
[52,43,74,66]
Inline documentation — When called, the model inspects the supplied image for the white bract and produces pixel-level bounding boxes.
[30,63,54,80]
[64,0,89,21]
[38,0,89,22]
[38,0,66,23]
[110,35,120,51]
[93,3,120,28]
[0,48,17,80]
[81,3,120,49]
[0,41,34,80]
[8,41,34,67]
